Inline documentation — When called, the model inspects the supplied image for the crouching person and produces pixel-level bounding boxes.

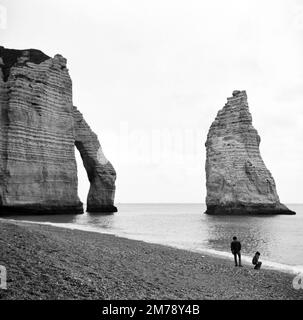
[252,251,262,270]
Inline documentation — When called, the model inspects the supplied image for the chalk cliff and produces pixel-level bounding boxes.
[205,90,295,215]
[0,46,117,214]
[73,106,117,212]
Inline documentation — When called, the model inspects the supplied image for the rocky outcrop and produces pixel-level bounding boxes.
[0,46,117,214]
[205,90,295,215]
[73,106,117,212]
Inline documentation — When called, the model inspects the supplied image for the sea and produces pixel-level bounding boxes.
[3,203,303,274]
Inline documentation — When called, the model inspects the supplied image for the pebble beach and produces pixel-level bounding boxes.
[0,219,302,300]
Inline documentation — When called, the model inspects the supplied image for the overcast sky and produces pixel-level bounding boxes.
[1,0,303,203]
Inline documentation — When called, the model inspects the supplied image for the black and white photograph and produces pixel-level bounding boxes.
[0,0,303,313]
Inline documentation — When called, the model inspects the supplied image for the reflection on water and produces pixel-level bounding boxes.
[1,213,79,224]
[76,212,115,230]
[205,215,279,261]
[3,203,303,272]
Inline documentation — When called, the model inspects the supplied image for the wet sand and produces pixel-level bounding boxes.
[0,219,302,300]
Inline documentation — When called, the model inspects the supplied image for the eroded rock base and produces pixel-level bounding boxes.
[1,203,84,215]
[205,204,295,215]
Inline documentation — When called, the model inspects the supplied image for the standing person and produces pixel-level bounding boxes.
[231,236,242,267]
[252,252,262,270]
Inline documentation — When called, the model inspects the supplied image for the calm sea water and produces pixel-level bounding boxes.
[4,203,303,274]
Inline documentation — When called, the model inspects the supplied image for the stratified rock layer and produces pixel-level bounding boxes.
[205,90,295,215]
[73,106,117,213]
[0,46,116,214]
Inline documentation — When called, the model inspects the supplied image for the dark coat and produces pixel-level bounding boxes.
[231,240,241,253]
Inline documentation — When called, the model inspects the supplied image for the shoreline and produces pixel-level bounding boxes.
[0,219,303,299]
[2,217,302,276]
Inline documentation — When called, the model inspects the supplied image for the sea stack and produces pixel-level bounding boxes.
[0,47,117,214]
[205,90,295,215]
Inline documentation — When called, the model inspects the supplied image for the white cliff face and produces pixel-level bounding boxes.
[205,90,295,215]
[0,47,82,214]
[0,47,117,214]
[97,147,109,165]
[73,106,117,212]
